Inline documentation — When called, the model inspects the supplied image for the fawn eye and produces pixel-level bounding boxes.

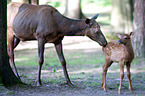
[124,37,130,39]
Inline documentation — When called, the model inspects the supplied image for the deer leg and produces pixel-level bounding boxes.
[54,42,73,87]
[126,63,133,92]
[7,35,20,79]
[118,61,124,94]
[36,38,45,86]
[102,59,112,91]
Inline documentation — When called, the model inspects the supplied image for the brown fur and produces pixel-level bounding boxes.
[7,2,107,86]
[102,32,134,93]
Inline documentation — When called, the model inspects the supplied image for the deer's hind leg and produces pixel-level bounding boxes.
[54,41,73,87]
[118,61,124,94]
[7,31,20,79]
[126,63,133,92]
[36,38,45,86]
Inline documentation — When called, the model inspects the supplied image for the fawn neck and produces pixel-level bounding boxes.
[123,40,134,60]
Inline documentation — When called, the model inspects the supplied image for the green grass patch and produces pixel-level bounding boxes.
[132,58,140,65]
[46,2,61,7]
[82,0,112,7]
[105,32,119,41]
[7,91,15,95]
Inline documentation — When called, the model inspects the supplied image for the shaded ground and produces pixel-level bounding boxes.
[1,2,145,96]
[0,36,145,96]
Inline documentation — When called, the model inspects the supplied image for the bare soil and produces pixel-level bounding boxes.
[1,3,145,95]
[0,37,145,96]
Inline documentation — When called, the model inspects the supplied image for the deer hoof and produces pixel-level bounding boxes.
[68,82,74,87]
[35,80,42,86]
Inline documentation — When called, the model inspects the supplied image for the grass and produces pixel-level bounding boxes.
[46,2,61,7]
[2,40,145,96]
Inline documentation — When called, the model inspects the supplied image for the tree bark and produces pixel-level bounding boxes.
[0,0,21,86]
[7,0,11,4]
[111,0,133,33]
[12,0,29,3]
[29,0,39,5]
[132,0,145,57]
[64,0,85,19]
[28,0,31,4]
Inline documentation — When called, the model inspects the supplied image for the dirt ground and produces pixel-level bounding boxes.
[1,2,145,96]
[0,36,145,96]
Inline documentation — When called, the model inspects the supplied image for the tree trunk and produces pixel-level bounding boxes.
[7,0,11,4]
[28,0,31,4]
[0,0,21,86]
[29,0,39,5]
[64,0,85,19]
[132,0,145,57]
[111,0,133,33]
[12,0,29,3]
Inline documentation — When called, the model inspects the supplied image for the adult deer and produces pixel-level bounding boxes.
[7,3,107,86]
[102,32,134,93]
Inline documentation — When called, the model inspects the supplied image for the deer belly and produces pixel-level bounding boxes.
[14,30,36,41]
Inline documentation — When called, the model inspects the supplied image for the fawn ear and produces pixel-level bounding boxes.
[130,32,133,37]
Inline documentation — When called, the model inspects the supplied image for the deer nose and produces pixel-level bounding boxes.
[118,39,121,44]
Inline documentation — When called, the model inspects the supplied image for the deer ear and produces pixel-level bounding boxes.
[85,18,91,24]
[130,32,133,36]
[91,14,99,19]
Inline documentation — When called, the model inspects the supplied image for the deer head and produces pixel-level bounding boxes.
[117,32,133,45]
[84,14,107,47]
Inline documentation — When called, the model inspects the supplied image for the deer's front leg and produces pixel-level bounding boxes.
[54,42,73,87]
[102,59,112,91]
[118,61,124,94]
[36,38,45,86]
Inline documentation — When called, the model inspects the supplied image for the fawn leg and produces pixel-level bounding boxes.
[102,59,112,91]
[54,42,73,87]
[126,63,133,92]
[36,38,45,86]
[118,61,124,94]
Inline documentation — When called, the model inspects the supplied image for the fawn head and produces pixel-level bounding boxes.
[117,32,133,45]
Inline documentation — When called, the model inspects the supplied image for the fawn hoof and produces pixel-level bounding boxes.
[101,83,103,88]
[103,88,107,91]
[118,88,122,94]
[101,83,107,91]
[129,89,133,93]
[37,83,42,86]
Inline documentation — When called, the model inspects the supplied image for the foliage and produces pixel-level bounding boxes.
[105,32,119,41]
[82,0,112,7]
[46,2,61,7]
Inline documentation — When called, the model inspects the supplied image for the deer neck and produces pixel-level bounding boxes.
[58,18,86,36]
